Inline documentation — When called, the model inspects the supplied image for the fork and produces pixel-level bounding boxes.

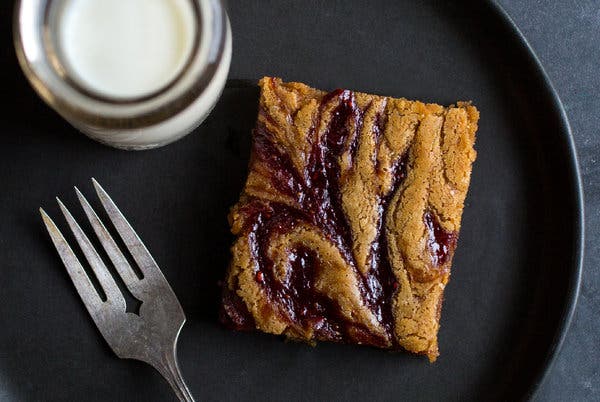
[40,178,194,402]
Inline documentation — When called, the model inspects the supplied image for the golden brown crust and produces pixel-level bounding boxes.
[221,77,478,361]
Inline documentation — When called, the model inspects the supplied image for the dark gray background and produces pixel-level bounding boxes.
[496,0,599,400]
[1,1,596,400]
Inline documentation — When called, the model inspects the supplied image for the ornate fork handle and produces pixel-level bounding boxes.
[150,346,194,402]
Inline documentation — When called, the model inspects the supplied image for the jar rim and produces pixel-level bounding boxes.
[14,0,229,129]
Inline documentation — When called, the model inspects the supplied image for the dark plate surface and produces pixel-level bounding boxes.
[0,1,583,401]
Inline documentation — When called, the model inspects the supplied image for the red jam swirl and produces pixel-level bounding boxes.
[424,210,457,267]
[221,89,428,347]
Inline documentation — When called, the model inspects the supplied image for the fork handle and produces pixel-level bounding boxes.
[152,348,195,402]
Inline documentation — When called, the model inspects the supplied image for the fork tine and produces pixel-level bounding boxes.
[75,186,143,297]
[56,198,126,311]
[40,208,104,313]
[91,178,164,281]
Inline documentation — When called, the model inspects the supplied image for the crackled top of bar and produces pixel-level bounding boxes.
[221,77,478,361]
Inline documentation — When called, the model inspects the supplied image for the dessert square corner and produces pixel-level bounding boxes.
[220,77,479,362]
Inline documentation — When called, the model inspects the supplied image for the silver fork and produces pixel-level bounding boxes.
[40,178,194,402]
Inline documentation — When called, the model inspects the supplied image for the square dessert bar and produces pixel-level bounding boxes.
[220,77,478,361]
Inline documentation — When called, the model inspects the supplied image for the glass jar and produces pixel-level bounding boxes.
[14,0,232,150]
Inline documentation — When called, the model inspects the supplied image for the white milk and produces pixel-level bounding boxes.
[15,0,231,149]
[58,0,196,99]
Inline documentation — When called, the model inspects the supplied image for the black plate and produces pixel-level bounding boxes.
[0,1,583,401]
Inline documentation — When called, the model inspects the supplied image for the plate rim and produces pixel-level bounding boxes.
[1,1,585,400]
[486,0,585,399]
